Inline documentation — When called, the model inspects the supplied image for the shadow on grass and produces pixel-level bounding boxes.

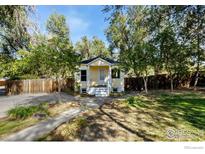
[99,106,154,141]
[156,93,205,130]
[78,111,120,141]
[128,92,205,131]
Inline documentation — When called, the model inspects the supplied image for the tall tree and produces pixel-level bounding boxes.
[105,6,154,93]
[147,6,191,91]
[75,36,110,59]
[46,13,79,92]
[75,36,92,59]
[90,36,110,57]
[177,6,205,90]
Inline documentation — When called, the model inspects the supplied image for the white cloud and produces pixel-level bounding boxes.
[68,16,89,32]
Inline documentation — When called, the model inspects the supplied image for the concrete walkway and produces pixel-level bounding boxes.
[4,108,82,141]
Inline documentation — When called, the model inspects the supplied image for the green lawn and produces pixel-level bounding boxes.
[41,90,205,141]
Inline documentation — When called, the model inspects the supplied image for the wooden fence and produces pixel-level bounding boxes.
[125,73,205,91]
[0,80,6,86]
[5,78,74,95]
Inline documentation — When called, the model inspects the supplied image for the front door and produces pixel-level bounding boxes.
[99,68,106,85]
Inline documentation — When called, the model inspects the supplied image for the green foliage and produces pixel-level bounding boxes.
[1,12,80,80]
[127,96,135,106]
[126,96,147,108]
[105,5,205,91]
[75,36,110,59]
[0,6,36,78]
[0,6,35,57]
[45,13,79,80]
[46,12,69,38]
[106,6,154,93]
[7,103,49,120]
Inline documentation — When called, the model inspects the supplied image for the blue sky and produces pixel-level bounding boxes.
[36,5,109,45]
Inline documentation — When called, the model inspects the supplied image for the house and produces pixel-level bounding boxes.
[75,56,124,97]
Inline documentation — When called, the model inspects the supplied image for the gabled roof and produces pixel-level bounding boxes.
[81,56,117,64]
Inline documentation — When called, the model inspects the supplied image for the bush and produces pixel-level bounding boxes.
[8,103,49,120]
[127,96,135,106]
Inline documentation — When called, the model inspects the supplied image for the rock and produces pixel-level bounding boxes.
[33,113,47,120]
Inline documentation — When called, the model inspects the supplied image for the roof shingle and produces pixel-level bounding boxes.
[81,56,117,64]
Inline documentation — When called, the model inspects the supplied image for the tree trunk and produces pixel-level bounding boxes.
[143,76,148,94]
[194,6,200,91]
[58,78,61,92]
[186,73,192,88]
[170,75,173,92]
[194,66,199,91]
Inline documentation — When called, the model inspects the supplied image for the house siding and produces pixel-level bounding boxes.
[112,71,124,92]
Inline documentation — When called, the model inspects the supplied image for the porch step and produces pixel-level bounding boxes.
[95,94,108,97]
[95,87,108,97]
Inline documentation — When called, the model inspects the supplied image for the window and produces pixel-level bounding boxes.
[112,68,120,78]
[81,70,87,81]
[81,88,86,93]
[113,88,118,92]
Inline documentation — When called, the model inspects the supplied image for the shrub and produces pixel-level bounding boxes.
[8,103,49,120]
[127,96,135,106]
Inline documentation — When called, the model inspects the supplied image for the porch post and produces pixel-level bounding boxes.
[87,65,90,93]
[108,65,112,94]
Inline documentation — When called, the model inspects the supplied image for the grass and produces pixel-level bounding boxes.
[122,90,205,141]
[0,117,39,139]
[40,90,205,141]
[8,103,49,120]
[38,117,87,141]
[48,101,80,117]
[0,101,80,140]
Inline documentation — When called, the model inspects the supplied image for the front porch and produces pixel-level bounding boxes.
[78,56,124,97]
[84,65,112,97]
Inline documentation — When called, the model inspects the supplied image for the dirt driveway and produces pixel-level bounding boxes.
[0,93,76,118]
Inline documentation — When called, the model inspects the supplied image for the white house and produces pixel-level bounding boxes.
[75,56,124,97]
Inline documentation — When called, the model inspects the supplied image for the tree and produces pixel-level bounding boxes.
[145,6,194,92]
[46,13,79,92]
[75,36,110,59]
[46,12,70,39]
[105,6,154,93]
[0,36,49,79]
[176,6,205,90]
[0,6,37,78]
[75,36,92,59]
[0,6,35,58]
[90,36,110,57]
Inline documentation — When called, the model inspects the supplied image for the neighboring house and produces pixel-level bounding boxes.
[75,56,124,97]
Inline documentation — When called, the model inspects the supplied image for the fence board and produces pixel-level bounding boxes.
[5,78,74,95]
[0,81,6,86]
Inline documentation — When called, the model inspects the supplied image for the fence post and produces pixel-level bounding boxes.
[29,80,31,93]
[42,79,45,93]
